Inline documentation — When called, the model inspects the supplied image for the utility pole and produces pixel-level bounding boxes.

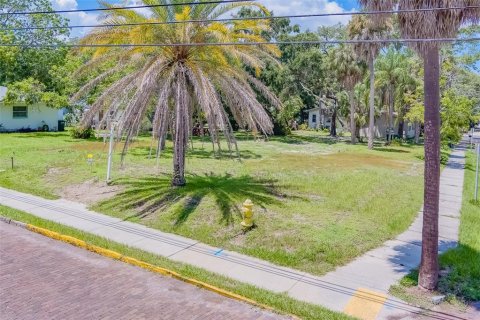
[106,122,116,183]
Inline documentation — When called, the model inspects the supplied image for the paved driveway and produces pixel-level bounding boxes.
[0,222,287,320]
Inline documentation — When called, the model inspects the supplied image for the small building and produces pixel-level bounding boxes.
[306,101,332,130]
[359,111,416,139]
[0,86,64,132]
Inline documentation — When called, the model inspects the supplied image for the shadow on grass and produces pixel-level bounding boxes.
[269,135,339,145]
[102,173,284,226]
[12,132,68,138]
[374,147,411,154]
[128,146,262,159]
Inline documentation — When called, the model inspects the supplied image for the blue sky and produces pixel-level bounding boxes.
[52,0,359,37]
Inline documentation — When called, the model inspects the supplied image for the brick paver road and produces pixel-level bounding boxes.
[0,222,288,320]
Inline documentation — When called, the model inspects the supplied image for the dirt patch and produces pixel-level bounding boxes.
[60,179,122,205]
[398,286,479,320]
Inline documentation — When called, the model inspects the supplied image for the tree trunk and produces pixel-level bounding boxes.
[172,68,188,187]
[418,47,441,291]
[348,91,356,144]
[330,105,337,137]
[388,85,394,142]
[398,119,404,140]
[368,56,375,149]
[415,121,420,144]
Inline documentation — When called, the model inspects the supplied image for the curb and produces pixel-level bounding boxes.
[0,217,296,319]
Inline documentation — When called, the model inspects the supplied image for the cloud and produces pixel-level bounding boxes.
[259,0,354,30]
[52,0,99,37]
[52,0,353,39]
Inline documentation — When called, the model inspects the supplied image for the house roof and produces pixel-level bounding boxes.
[0,86,6,102]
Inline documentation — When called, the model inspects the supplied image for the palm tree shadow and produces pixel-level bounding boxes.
[102,173,286,226]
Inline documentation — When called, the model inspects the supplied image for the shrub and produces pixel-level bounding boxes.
[298,123,308,130]
[71,126,94,139]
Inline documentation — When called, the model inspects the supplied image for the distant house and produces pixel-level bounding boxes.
[0,86,65,132]
[306,101,333,130]
[359,111,416,139]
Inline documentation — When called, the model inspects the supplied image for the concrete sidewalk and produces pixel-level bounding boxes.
[0,145,466,320]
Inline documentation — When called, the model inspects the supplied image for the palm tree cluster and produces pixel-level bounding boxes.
[71,1,281,186]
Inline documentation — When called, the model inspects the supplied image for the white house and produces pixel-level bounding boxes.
[359,111,416,139]
[0,86,64,132]
[306,101,332,130]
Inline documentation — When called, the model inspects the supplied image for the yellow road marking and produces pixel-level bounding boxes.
[344,287,388,320]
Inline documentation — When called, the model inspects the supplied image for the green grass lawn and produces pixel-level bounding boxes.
[0,130,426,276]
[390,150,480,306]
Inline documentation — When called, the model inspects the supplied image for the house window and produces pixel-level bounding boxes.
[13,106,28,118]
[312,114,317,123]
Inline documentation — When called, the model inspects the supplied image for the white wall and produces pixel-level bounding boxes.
[308,110,320,129]
[0,104,64,131]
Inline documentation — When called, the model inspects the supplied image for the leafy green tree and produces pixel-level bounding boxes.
[441,90,475,145]
[0,0,70,107]
[404,90,425,144]
[3,78,66,107]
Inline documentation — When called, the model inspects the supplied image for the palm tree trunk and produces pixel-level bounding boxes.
[348,90,356,144]
[368,56,375,149]
[389,85,394,142]
[418,46,440,291]
[172,68,188,187]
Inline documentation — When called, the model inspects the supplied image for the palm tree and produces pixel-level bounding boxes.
[375,46,410,141]
[71,1,281,187]
[347,15,392,149]
[394,54,422,138]
[327,44,364,144]
[359,0,480,290]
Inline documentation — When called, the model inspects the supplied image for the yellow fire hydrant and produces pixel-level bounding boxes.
[241,199,254,228]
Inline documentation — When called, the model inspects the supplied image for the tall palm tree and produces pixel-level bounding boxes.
[375,46,410,141]
[327,44,364,144]
[359,0,480,290]
[71,1,281,187]
[347,15,392,149]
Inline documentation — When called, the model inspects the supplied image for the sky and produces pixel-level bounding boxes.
[51,0,359,38]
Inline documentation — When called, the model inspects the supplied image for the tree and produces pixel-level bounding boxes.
[72,1,281,187]
[360,0,480,290]
[375,46,412,141]
[327,44,364,143]
[441,90,475,145]
[348,15,392,149]
[404,90,424,144]
[0,0,70,107]
[3,78,67,108]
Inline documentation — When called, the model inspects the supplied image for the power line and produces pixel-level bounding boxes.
[1,37,479,48]
[0,0,253,16]
[3,6,480,31]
